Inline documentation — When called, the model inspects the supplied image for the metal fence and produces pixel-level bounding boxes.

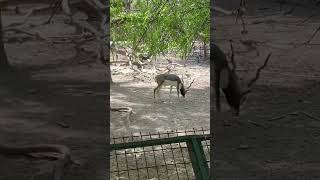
[110,128,210,180]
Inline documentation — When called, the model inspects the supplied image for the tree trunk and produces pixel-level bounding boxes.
[0,9,10,71]
[107,61,113,83]
[203,41,207,61]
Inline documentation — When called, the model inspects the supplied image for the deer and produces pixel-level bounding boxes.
[154,74,194,101]
[212,41,272,116]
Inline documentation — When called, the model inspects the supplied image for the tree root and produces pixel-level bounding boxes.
[5,5,52,28]
[0,144,72,180]
[4,27,47,41]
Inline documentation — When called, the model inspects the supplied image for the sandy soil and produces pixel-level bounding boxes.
[0,3,107,180]
[110,54,210,179]
[110,56,210,136]
[213,0,320,179]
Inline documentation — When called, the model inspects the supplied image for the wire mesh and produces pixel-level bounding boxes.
[110,128,210,180]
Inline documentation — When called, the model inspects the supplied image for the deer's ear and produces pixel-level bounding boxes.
[220,68,230,89]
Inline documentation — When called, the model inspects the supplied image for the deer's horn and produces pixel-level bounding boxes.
[185,79,195,92]
[240,52,272,97]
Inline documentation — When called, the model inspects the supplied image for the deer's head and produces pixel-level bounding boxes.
[220,40,272,116]
[180,76,195,98]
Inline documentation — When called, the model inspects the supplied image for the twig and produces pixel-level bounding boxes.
[305,26,320,44]
[267,111,299,121]
[248,120,269,129]
[268,114,287,121]
[235,0,246,24]
[300,111,320,121]
[212,6,234,15]
[296,14,316,26]
[283,5,297,15]
[55,121,70,128]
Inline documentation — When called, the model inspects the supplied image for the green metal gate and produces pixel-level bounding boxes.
[110,128,210,180]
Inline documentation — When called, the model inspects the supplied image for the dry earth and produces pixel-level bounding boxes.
[0,3,108,180]
[110,56,210,136]
[213,0,320,179]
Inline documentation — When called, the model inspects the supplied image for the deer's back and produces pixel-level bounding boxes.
[155,74,182,85]
[211,43,229,69]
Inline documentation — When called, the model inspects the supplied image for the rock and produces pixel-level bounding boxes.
[238,144,249,150]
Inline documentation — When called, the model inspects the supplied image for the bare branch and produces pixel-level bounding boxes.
[306,26,320,44]
[212,6,234,15]
[235,0,246,24]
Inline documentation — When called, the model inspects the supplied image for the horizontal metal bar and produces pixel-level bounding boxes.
[111,134,210,150]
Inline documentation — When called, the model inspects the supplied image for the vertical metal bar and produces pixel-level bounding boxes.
[167,131,180,180]
[158,132,170,180]
[140,131,150,179]
[179,130,190,179]
[187,137,209,180]
[132,133,140,179]
[123,137,131,180]
[113,136,120,178]
[149,132,161,179]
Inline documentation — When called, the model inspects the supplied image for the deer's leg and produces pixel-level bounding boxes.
[157,85,162,99]
[169,85,173,101]
[215,70,221,112]
[154,82,163,100]
[177,83,180,98]
[153,82,163,99]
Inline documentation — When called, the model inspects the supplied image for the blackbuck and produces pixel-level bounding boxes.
[154,74,194,101]
[212,42,271,116]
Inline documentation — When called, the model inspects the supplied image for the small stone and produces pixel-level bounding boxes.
[28,89,38,94]
[238,144,249,150]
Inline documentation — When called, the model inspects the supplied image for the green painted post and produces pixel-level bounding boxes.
[187,137,209,180]
[110,134,210,179]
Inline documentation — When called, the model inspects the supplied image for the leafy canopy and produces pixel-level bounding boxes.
[111,0,209,59]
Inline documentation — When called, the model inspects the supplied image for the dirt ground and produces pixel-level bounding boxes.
[110,56,210,136]
[213,0,320,179]
[0,3,107,180]
[110,54,210,179]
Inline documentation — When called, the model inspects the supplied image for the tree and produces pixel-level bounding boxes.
[0,0,9,71]
[111,0,210,60]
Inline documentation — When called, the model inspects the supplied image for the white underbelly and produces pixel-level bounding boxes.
[162,80,181,88]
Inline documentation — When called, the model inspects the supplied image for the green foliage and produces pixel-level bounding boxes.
[111,0,209,59]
